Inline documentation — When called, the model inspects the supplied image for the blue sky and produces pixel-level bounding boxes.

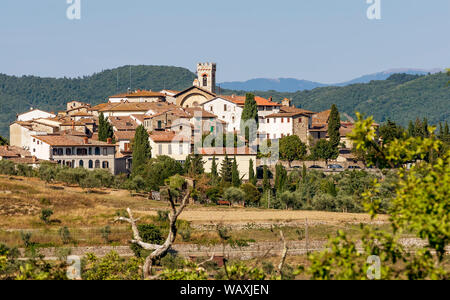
[0,0,449,83]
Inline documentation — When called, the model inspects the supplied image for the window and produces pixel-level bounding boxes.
[203,75,208,87]
[89,160,93,169]
[224,104,227,112]
[281,118,284,123]
[179,143,183,155]
[89,147,92,155]
[53,149,58,156]
[79,160,84,167]
[267,119,270,124]
[157,120,162,129]
[102,161,109,169]
[159,144,163,155]
[287,118,290,123]
[299,118,302,123]
[77,148,87,156]
[103,148,108,156]
[95,147,100,155]
[66,148,72,155]
[210,106,213,112]
[95,160,100,169]
[57,148,63,156]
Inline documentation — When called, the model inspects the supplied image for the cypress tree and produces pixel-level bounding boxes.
[422,118,429,138]
[249,159,256,186]
[185,154,204,177]
[262,165,270,191]
[328,104,341,156]
[240,93,259,143]
[220,155,233,184]
[211,155,218,179]
[408,121,415,138]
[275,163,287,192]
[231,157,241,187]
[131,125,151,176]
[98,112,114,142]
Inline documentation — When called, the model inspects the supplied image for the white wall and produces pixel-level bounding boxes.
[18,110,55,122]
[259,117,293,139]
[149,140,191,162]
[202,98,242,133]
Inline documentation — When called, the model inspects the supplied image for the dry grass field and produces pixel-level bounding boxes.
[0,175,391,248]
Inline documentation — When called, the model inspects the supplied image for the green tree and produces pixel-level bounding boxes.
[328,104,341,150]
[0,136,8,146]
[310,140,336,164]
[241,183,261,207]
[240,93,258,143]
[184,154,204,177]
[143,156,183,191]
[248,159,257,186]
[131,125,151,176]
[231,157,241,187]
[304,113,449,280]
[220,155,233,184]
[98,113,114,142]
[274,163,288,192]
[379,120,405,144]
[262,165,271,191]
[279,135,307,167]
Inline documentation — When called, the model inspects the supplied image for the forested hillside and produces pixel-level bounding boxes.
[0,65,196,137]
[0,66,448,138]
[227,72,450,126]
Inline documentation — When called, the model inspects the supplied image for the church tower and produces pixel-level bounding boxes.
[195,62,216,94]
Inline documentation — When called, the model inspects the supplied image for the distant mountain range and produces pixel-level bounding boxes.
[219,68,444,92]
[0,65,448,138]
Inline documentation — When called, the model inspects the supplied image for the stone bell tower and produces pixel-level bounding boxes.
[195,62,216,94]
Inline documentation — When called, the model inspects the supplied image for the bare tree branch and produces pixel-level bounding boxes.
[277,230,288,278]
[116,188,192,279]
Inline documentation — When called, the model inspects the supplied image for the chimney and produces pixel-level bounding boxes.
[83,137,89,144]
[107,138,112,144]
[269,96,273,102]
[124,143,130,152]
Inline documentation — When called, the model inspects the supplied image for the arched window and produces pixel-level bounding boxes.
[95,147,100,155]
[102,161,109,169]
[88,160,93,169]
[202,74,208,87]
[95,160,100,169]
[79,160,84,167]
[66,148,72,155]
[53,149,58,156]
[58,149,64,156]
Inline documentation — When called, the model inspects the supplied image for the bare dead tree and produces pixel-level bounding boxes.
[115,189,191,279]
[277,230,288,279]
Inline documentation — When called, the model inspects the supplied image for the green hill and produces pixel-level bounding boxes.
[0,65,196,138]
[231,72,449,127]
[0,66,448,138]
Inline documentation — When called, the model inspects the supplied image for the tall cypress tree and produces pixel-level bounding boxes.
[262,165,271,191]
[408,121,415,138]
[231,157,241,187]
[328,104,341,151]
[249,159,256,186]
[98,112,114,142]
[240,93,259,143]
[220,155,233,184]
[422,118,429,138]
[211,155,218,178]
[132,125,151,176]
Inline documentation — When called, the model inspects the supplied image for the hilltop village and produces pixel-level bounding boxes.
[3,63,358,178]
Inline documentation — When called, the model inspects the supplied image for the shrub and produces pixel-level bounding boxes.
[40,208,54,224]
[223,187,245,205]
[206,186,222,203]
[130,224,164,258]
[16,164,33,177]
[311,194,336,212]
[0,160,16,175]
[58,227,72,245]
[240,183,261,207]
[100,226,112,244]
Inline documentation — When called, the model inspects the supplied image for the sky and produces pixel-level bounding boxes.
[0,0,449,83]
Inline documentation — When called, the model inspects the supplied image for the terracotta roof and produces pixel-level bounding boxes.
[0,147,20,158]
[198,147,257,156]
[280,106,316,115]
[312,110,331,125]
[8,157,44,165]
[109,90,165,98]
[109,116,138,131]
[131,114,145,123]
[32,135,115,147]
[219,95,281,107]
[144,108,191,120]
[114,131,136,141]
[149,131,191,143]
[184,107,217,119]
[175,86,217,98]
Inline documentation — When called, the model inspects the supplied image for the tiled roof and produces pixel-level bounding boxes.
[109,90,165,98]
[0,147,20,158]
[219,95,281,107]
[312,110,331,125]
[109,116,138,131]
[280,106,316,115]
[33,135,115,147]
[114,131,136,141]
[130,114,145,123]
[149,131,191,142]
[184,107,218,118]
